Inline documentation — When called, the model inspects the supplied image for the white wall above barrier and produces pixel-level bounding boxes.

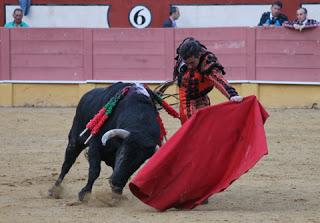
[302,4,320,22]
[6,5,110,28]
[174,4,270,28]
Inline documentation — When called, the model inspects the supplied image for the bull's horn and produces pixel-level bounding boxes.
[101,129,130,146]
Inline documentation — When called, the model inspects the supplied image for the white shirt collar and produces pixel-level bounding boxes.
[302,19,308,25]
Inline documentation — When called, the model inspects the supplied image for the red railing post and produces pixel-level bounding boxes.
[0,28,11,80]
[246,27,256,81]
[83,28,93,81]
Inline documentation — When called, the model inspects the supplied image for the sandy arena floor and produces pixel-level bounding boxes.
[0,106,319,223]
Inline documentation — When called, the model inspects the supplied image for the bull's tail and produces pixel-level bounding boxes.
[101,129,130,146]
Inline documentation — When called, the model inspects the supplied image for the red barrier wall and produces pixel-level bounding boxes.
[0,28,10,80]
[0,27,320,82]
[0,29,2,80]
[175,28,250,80]
[256,28,320,82]
[9,28,86,81]
[92,29,174,81]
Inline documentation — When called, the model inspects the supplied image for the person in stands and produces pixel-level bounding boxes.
[4,8,29,28]
[284,7,319,31]
[163,6,180,28]
[258,1,288,27]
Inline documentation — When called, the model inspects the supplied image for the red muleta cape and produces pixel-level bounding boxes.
[129,96,269,211]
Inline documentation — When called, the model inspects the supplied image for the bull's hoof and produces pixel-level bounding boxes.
[78,189,91,202]
[109,181,123,195]
[107,192,123,207]
[48,185,63,199]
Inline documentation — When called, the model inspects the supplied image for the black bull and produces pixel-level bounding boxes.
[49,82,160,201]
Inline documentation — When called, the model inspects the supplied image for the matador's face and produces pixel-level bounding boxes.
[184,56,200,71]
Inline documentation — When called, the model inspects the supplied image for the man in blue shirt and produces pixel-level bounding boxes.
[258,1,288,27]
[4,8,29,28]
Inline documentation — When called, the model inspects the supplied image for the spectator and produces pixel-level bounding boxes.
[258,1,288,27]
[284,7,319,31]
[4,8,29,28]
[163,6,180,28]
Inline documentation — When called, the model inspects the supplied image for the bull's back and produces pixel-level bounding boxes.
[69,82,159,149]
[69,82,131,136]
[79,83,130,119]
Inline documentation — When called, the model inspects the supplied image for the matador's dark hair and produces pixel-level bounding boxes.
[177,37,206,60]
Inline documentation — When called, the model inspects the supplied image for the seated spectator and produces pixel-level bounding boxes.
[163,6,180,28]
[258,1,288,27]
[4,8,29,28]
[284,8,319,31]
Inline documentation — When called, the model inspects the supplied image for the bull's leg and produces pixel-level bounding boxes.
[48,140,84,197]
[78,145,101,201]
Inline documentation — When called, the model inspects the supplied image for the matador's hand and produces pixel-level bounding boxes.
[230,96,244,103]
